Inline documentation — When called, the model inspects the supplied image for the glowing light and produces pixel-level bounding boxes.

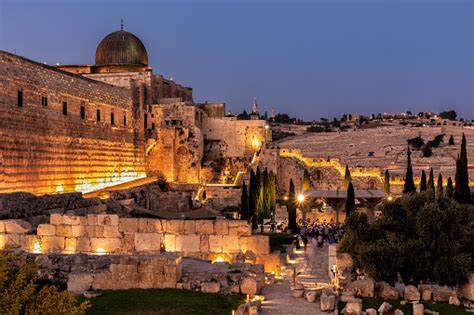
[32,241,42,254]
[251,135,261,150]
[387,196,393,201]
[55,185,64,193]
[95,247,107,255]
[283,196,289,201]
[211,254,231,264]
[265,125,269,130]
[297,194,305,203]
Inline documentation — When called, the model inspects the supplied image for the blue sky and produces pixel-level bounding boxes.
[1,0,472,119]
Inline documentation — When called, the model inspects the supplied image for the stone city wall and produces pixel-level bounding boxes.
[0,215,274,267]
[0,51,146,195]
[202,118,267,158]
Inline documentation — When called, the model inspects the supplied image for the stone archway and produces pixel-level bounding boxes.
[368,179,376,190]
[176,146,189,183]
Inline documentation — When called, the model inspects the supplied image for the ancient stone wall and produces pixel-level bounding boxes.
[203,118,267,158]
[0,51,146,195]
[0,215,270,263]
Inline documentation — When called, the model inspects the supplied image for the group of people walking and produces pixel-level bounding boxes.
[295,220,344,249]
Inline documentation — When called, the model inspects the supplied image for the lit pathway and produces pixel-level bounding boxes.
[260,240,332,315]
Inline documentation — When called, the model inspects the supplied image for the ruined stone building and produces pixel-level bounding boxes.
[0,27,267,195]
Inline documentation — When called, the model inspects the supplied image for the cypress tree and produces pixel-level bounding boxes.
[240,181,249,220]
[436,173,444,199]
[248,169,256,224]
[262,168,271,220]
[345,182,355,216]
[420,170,427,192]
[344,165,352,190]
[449,135,455,145]
[287,179,297,232]
[403,147,416,193]
[384,169,390,194]
[427,168,435,192]
[269,171,276,214]
[303,169,312,191]
[253,167,263,227]
[454,134,471,204]
[446,177,454,198]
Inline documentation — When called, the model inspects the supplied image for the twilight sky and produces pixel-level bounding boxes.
[0,0,472,120]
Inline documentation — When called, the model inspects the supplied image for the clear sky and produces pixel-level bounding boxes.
[1,0,472,120]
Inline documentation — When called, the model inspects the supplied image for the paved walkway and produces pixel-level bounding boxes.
[260,240,332,315]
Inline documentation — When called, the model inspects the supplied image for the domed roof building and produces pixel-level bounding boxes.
[95,30,148,67]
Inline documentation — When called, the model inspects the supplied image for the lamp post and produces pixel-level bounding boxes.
[297,194,306,225]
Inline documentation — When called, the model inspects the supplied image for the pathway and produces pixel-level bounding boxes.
[260,240,333,315]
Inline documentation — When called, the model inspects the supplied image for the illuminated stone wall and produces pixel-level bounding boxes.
[202,118,267,158]
[0,215,274,268]
[0,51,146,194]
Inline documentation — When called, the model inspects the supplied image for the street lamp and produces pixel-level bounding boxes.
[297,194,306,224]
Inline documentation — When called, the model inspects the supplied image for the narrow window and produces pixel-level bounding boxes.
[123,115,127,126]
[151,123,155,130]
[41,96,48,107]
[17,90,23,107]
[96,109,101,122]
[144,113,148,129]
[62,102,68,115]
[111,113,115,125]
[80,106,85,119]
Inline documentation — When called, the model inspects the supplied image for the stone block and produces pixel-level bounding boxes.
[50,213,63,225]
[345,298,362,315]
[345,278,375,298]
[97,214,119,226]
[214,220,229,235]
[138,218,153,232]
[62,215,86,225]
[413,303,424,315]
[378,301,392,313]
[378,283,399,300]
[255,254,281,275]
[41,236,65,252]
[103,226,121,238]
[239,235,270,255]
[184,220,195,234]
[320,294,335,312]
[5,220,31,234]
[240,277,258,295]
[222,235,240,253]
[195,220,214,235]
[209,235,223,253]
[122,234,135,252]
[67,273,93,294]
[405,285,420,301]
[86,226,104,237]
[90,237,122,253]
[200,235,209,252]
[394,309,404,315]
[366,308,377,315]
[0,222,5,233]
[119,218,138,233]
[37,224,56,236]
[305,291,317,303]
[228,221,251,236]
[176,235,200,254]
[1,234,21,248]
[164,233,176,252]
[165,220,185,234]
[71,225,86,237]
[134,233,161,252]
[433,287,457,302]
[459,273,474,301]
[153,220,163,232]
[76,237,91,252]
[56,225,73,237]
[419,285,432,301]
[201,282,221,294]
[449,296,460,306]
[87,214,97,225]
[65,237,77,253]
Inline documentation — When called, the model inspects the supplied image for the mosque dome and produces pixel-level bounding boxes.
[95,29,148,66]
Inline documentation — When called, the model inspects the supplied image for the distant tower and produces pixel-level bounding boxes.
[250,98,260,120]
[271,108,276,121]
[251,97,259,115]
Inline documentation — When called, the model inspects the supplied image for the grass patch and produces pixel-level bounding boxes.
[79,289,245,315]
[262,232,294,253]
[338,298,470,315]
